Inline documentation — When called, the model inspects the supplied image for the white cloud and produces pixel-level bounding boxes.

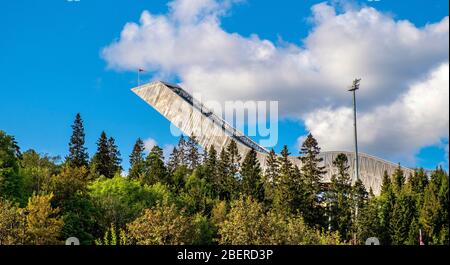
[143,137,157,153]
[301,63,449,164]
[143,137,174,162]
[102,0,449,164]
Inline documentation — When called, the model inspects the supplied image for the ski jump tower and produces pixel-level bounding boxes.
[132,81,414,195]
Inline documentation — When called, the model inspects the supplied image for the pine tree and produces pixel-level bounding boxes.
[299,134,326,227]
[186,136,200,170]
[143,145,168,185]
[107,137,122,176]
[67,113,89,168]
[91,131,111,178]
[128,138,146,180]
[240,149,263,201]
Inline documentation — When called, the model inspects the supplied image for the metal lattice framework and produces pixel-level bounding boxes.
[132,81,415,195]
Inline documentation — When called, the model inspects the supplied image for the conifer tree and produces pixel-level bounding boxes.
[240,149,263,201]
[186,136,200,170]
[299,134,326,227]
[128,138,146,180]
[226,140,241,178]
[419,169,449,244]
[143,145,167,185]
[327,153,353,241]
[167,147,181,173]
[392,164,405,195]
[91,131,111,178]
[107,137,122,176]
[217,148,236,200]
[177,135,188,166]
[263,149,280,206]
[390,185,415,245]
[67,113,89,168]
[379,170,395,245]
[272,145,293,211]
[204,146,219,194]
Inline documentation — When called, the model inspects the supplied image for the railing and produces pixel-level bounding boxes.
[161,81,269,154]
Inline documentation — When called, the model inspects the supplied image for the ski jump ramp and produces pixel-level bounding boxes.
[132,81,414,195]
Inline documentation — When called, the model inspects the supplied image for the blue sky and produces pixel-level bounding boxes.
[0,0,448,171]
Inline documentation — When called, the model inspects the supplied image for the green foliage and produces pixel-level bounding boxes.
[142,145,168,185]
[128,138,146,180]
[1,127,449,245]
[95,223,128,245]
[0,130,23,203]
[88,175,172,231]
[127,203,191,245]
[240,149,264,201]
[325,153,353,241]
[90,132,121,178]
[299,134,326,227]
[0,193,64,245]
[20,149,60,200]
[218,196,344,245]
[179,168,213,214]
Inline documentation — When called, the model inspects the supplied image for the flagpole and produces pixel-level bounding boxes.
[138,69,140,87]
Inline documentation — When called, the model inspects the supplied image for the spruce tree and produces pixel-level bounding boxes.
[352,178,369,243]
[128,138,145,180]
[226,140,241,178]
[107,137,122,176]
[177,135,188,166]
[327,153,353,241]
[240,149,263,201]
[263,149,280,207]
[67,113,89,168]
[379,170,395,245]
[91,131,111,178]
[217,147,237,200]
[143,145,167,185]
[204,146,218,194]
[272,145,293,211]
[167,147,181,173]
[392,164,405,195]
[390,185,415,245]
[186,136,200,170]
[419,169,449,244]
[299,134,326,227]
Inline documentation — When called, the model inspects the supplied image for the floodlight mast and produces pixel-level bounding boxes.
[349,78,361,183]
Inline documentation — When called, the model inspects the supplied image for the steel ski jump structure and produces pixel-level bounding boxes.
[132,81,414,195]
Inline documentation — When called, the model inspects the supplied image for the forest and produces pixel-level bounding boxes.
[0,113,448,245]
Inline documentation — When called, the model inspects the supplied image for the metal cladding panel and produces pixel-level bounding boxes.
[132,81,254,157]
[132,81,415,196]
[287,151,414,195]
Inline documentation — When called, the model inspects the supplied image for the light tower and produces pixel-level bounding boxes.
[348,78,361,182]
